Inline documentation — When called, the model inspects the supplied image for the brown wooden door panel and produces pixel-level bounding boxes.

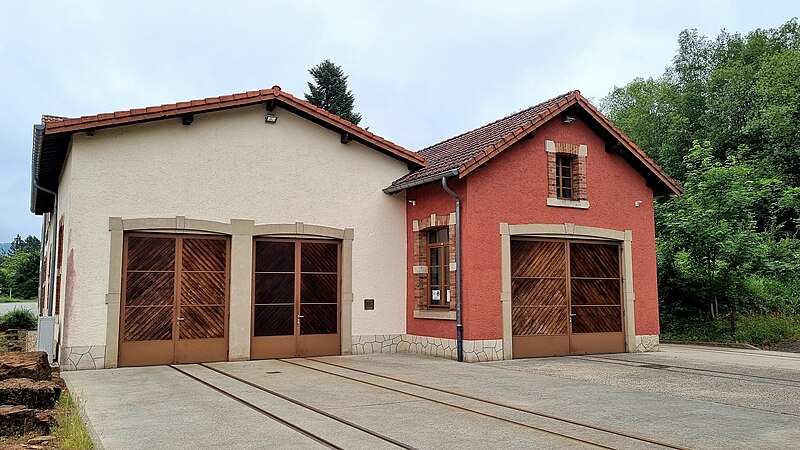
[123,306,174,342]
[511,239,624,359]
[251,239,341,359]
[569,243,620,278]
[511,278,567,307]
[120,234,229,367]
[568,242,623,351]
[572,306,622,333]
[178,238,228,346]
[120,235,176,368]
[511,240,566,278]
[570,332,624,355]
[126,236,176,271]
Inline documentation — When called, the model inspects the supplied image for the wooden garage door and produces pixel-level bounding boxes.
[251,239,341,359]
[119,233,229,367]
[511,239,624,358]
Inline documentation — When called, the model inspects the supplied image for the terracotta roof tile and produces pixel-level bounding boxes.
[391,91,577,186]
[41,115,66,123]
[39,86,425,167]
[389,91,681,196]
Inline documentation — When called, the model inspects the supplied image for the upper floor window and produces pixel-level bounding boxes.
[546,139,588,209]
[427,228,450,308]
[556,155,574,200]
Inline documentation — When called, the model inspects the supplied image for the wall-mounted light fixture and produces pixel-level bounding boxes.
[265,113,278,124]
[562,114,577,124]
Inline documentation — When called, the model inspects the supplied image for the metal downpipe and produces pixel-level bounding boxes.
[441,177,463,362]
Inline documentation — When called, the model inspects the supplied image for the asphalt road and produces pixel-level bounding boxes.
[0,301,36,315]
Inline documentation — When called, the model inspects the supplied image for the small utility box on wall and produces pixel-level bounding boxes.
[36,316,56,363]
[364,299,375,310]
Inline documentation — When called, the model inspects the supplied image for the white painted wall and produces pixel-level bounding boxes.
[61,105,408,348]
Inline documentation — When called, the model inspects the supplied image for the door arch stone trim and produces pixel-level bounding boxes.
[105,217,353,368]
[499,222,635,359]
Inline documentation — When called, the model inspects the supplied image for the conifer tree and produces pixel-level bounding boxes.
[304,59,362,125]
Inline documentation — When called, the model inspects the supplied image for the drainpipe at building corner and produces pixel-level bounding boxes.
[33,123,58,318]
[33,181,57,317]
[441,177,463,362]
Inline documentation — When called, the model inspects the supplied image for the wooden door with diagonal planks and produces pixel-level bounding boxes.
[511,240,570,357]
[511,238,623,358]
[251,238,341,359]
[119,233,229,367]
[568,242,624,354]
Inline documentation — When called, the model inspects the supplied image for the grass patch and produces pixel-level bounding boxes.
[0,392,93,449]
[52,392,94,450]
[662,313,800,346]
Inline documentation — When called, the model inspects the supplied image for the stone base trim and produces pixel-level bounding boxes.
[350,335,404,355]
[60,345,106,371]
[351,334,504,362]
[634,334,659,352]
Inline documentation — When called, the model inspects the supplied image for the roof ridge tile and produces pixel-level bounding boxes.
[417,91,577,153]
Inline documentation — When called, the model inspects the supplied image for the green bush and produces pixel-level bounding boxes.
[741,275,800,314]
[732,314,800,346]
[661,313,800,346]
[0,308,37,330]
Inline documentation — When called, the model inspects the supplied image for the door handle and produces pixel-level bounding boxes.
[177,317,185,322]
[297,315,305,319]
[570,313,577,317]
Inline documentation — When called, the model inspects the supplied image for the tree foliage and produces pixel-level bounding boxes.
[602,19,800,326]
[304,59,362,125]
[0,234,40,300]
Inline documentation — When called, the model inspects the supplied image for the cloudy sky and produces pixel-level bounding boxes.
[0,1,796,242]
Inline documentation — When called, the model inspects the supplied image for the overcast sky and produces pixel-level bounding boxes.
[0,1,796,242]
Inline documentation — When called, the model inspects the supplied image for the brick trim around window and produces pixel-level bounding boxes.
[545,140,589,209]
[411,213,457,315]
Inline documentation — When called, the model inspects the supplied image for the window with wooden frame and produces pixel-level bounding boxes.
[427,228,450,308]
[556,155,574,200]
[55,222,64,315]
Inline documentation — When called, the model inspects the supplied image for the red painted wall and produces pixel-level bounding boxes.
[405,179,467,339]
[405,116,660,340]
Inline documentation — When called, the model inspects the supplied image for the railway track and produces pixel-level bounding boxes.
[576,355,800,388]
[170,364,413,450]
[282,358,690,450]
[170,359,691,449]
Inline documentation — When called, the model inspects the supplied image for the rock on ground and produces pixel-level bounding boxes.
[0,405,56,437]
[0,352,51,381]
[0,378,62,409]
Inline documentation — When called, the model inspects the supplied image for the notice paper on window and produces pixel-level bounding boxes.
[432,289,441,301]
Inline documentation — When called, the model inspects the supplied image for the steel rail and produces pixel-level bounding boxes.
[280,359,619,449]
[198,363,416,450]
[297,358,691,450]
[169,365,343,450]
[577,355,800,388]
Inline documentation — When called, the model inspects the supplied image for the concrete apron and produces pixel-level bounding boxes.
[62,345,800,450]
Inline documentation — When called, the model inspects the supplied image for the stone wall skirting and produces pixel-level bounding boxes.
[351,334,504,362]
[634,335,659,352]
[61,345,106,371]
